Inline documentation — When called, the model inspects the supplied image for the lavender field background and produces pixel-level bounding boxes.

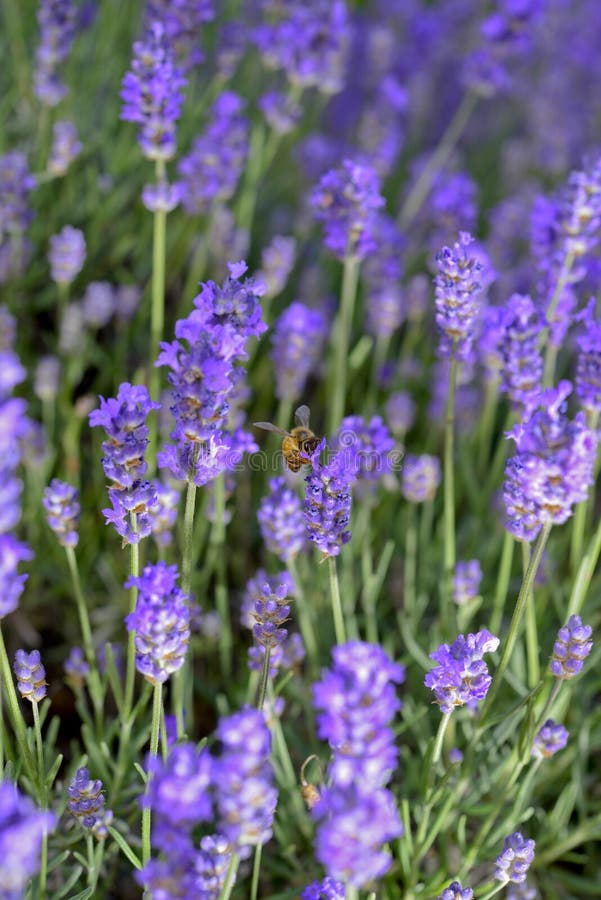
[1,1,601,898]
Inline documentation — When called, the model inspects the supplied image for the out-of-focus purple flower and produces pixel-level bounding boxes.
[64,646,89,687]
[248,642,284,679]
[314,641,404,790]
[145,0,215,69]
[114,284,142,323]
[258,477,306,562]
[303,440,352,558]
[214,707,277,859]
[507,882,538,900]
[426,171,479,250]
[575,298,601,414]
[255,0,350,94]
[67,767,113,838]
[14,650,47,703]
[498,294,543,414]
[177,92,248,215]
[453,560,482,606]
[34,0,77,106]
[241,569,294,629]
[258,235,297,299]
[301,876,345,900]
[82,281,115,329]
[259,91,302,135]
[0,392,29,534]
[142,180,182,213]
[312,784,402,887]
[282,632,305,670]
[0,152,36,238]
[43,478,80,548]
[362,214,404,338]
[58,302,84,354]
[496,832,536,884]
[434,231,487,359]
[48,120,82,176]
[0,535,32,618]
[357,75,407,178]
[503,381,597,542]
[550,614,593,680]
[120,20,186,161]
[385,391,416,437]
[425,630,500,714]
[149,480,180,546]
[532,719,569,760]
[332,415,395,485]
[48,225,85,285]
[437,883,474,900]
[311,159,385,260]
[271,302,328,402]
[401,453,441,503]
[125,562,191,684]
[0,781,56,895]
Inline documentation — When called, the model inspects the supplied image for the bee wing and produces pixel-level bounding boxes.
[294,405,311,429]
[253,421,290,436]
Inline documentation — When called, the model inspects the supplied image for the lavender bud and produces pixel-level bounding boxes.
[43,478,80,547]
[258,477,306,562]
[34,356,61,402]
[48,121,82,176]
[48,226,86,285]
[550,614,593,679]
[64,646,89,688]
[14,650,47,703]
[437,883,474,900]
[532,719,569,760]
[425,630,500,714]
[495,832,536,884]
[401,453,441,503]
[67,767,113,838]
[453,560,482,606]
[302,876,345,900]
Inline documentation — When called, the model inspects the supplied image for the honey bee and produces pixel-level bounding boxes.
[254,405,320,472]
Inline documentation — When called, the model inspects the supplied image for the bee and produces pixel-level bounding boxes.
[254,405,320,472]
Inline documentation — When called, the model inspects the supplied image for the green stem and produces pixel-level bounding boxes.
[567,512,601,617]
[431,711,452,768]
[218,852,241,900]
[142,682,163,866]
[212,475,232,677]
[250,844,262,900]
[404,504,418,621]
[149,159,167,470]
[329,254,360,433]
[477,884,505,900]
[479,523,552,726]
[256,646,271,712]
[522,542,540,688]
[123,537,140,725]
[328,556,347,645]
[489,530,515,636]
[65,547,104,734]
[32,701,48,899]
[346,887,360,900]
[0,626,38,787]
[443,352,459,633]
[174,478,197,737]
[286,558,318,671]
[398,92,478,228]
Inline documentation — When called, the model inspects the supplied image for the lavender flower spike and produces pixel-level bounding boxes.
[271,302,328,403]
[453,560,482,606]
[302,876,345,899]
[43,479,80,548]
[0,781,56,895]
[48,226,86,285]
[258,476,305,562]
[67,767,113,838]
[14,650,47,703]
[495,832,536,884]
[0,535,33,618]
[425,630,500,714]
[550,615,593,679]
[438,883,474,900]
[434,231,486,359]
[303,440,352,558]
[532,720,569,759]
[401,453,441,503]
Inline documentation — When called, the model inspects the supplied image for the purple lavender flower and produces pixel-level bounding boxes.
[259,91,302,135]
[507,882,538,900]
[385,391,416,437]
[213,707,277,859]
[434,231,487,359]
[311,159,385,260]
[0,781,56,896]
[504,382,597,542]
[241,569,294,629]
[363,214,404,339]
[145,742,213,848]
[332,415,395,485]
[271,302,328,402]
[48,225,85,285]
[312,784,402,887]
[248,642,284,679]
[437,883,474,900]
[120,21,186,161]
[33,0,77,106]
[67,767,113,838]
[0,152,36,238]
[142,179,182,213]
[257,235,297,298]
[357,75,407,178]
[0,397,28,534]
[64,646,89,687]
[401,454,441,503]
[302,876,345,900]
[549,615,593,680]
[177,92,248,215]
[575,298,601,414]
[498,294,543,414]
[314,641,404,789]
[149,480,180,546]
[43,479,80,548]
[48,121,82,176]
[453,560,482,606]
[0,535,32,618]
[303,441,352,558]
[145,0,215,69]
[496,832,536,884]
[251,580,290,650]
[254,0,350,94]
[425,630,500,714]
[258,476,306,562]
[82,282,115,329]
[281,632,305,670]
[125,562,191,684]
[14,650,47,703]
[532,719,569,760]
[89,383,160,543]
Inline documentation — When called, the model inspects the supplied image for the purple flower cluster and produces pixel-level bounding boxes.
[149,480,181,546]
[43,479,80,548]
[121,21,186,161]
[254,0,350,94]
[178,92,249,215]
[271,302,328,402]
[257,235,297,298]
[550,615,593,680]
[362,214,404,339]
[498,294,543,414]
[0,306,30,534]
[0,535,32,619]
[14,650,47,703]
[67,767,113,838]
[425,630,500,714]
[385,391,416,437]
[434,231,487,359]
[495,832,536,884]
[259,91,302,135]
[48,225,86,285]
[89,383,160,544]
[303,441,352,558]
[0,781,56,896]
[503,382,597,542]
[258,477,306,562]
[453,560,482,606]
[332,415,395,486]
[532,719,569,760]
[251,580,290,650]
[311,160,385,260]
[438,883,473,900]
[157,262,266,486]
[241,569,294,629]
[33,0,77,106]
[575,299,601,414]
[401,454,441,503]
[0,152,36,238]
[48,120,82,176]
[302,876,345,900]
[146,0,215,69]
[64,646,89,687]
[125,562,190,684]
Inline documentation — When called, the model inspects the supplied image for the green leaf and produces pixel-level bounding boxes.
[68,888,95,900]
[45,753,64,788]
[107,825,142,870]
[54,863,83,898]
